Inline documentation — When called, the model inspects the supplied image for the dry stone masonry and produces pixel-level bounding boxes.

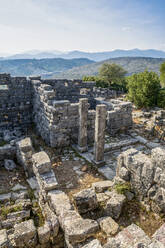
[1,73,165,247]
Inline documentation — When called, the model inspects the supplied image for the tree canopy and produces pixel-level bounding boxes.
[160,62,165,87]
[98,63,127,86]
[126,70,161,108]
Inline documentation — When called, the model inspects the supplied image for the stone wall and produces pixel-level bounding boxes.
[0,74,32,130]
[0,74,132,148]
[117,147,165,213]
[32,82,96,147]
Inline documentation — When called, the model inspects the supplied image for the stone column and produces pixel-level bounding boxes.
[93,104,106,165]
[78,98,88,152]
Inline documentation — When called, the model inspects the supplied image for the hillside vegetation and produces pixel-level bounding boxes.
[55,57,165,79]
[0,58,94,77]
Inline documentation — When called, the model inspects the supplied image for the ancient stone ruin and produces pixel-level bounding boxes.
[1,73,165,247]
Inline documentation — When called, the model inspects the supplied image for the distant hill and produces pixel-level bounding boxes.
[1,49,165,61]
[54,57,165,79]
[0,58,94,77]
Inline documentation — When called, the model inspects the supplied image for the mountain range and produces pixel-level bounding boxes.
[0,58,94,77]
[1,49,165,62]
[54,57,165,79]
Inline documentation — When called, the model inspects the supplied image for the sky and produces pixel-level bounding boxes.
[0,0,165,55]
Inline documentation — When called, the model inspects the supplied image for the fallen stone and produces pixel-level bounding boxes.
[0,229,9,248]
[11,190,28,201]
[4,159,16,171]
[17,137,33,153]
[0,193,11,203]
[152,223,165,246]
[81,239,102,248]
[65,218,99,245]
[104,191,126,219]
[104,224,151,248]
[32,151,51,174]
[92,181,113,193]
[12,183,27,191]
[27,177,39,190]
[98,216,119,235]
[13,219,37,247]
[48,190,73,216]
[38,222,50,244]
[73,188,98,214]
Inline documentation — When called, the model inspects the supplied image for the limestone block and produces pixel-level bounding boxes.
[17,137,32,153]
[0,229,9,248]
[59,210,81,230]
[98,216,119,235]
[37,169,58,191]
[73,188,98,214]
[48,190,73,216]
[38,222,51,244]
[152,223,165,246]
[151,147,165,169]
[92,181,113,193]
[104,191,126,219]
[103,224,151,248]
[81,239,102,248]
[13,219,37,247]
[0,193,11,203]
[65,218,99,245]
[32,151,51,174]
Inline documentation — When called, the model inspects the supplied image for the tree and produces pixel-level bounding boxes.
[160,62,165,87]
[98,63,127,86]
[126,70,161,108]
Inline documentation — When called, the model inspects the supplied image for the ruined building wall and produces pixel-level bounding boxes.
[0,74,32,130]
[32,81,96,147]
[0,74,132,148]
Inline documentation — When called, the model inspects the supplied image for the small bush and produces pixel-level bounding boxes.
[115,182,131,195]
[126,71,161,108]
[157,89,165,109]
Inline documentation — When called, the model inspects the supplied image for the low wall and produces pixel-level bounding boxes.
[0,74,33,130]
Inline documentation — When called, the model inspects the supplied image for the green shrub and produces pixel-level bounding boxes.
[157,89,165,108]
[126,71,161,108]
[115,182,131,195]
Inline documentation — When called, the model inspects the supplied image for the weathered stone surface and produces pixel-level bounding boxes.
[37,169,58,191]
[11,190,28,201]
[148,240,165,248]
[104,224,151,248]
[0,229,9,248]
[32,151,51,174]
[98,216,119,235]
[93,104,106,165]
[117,148,154,197]
[81,239,102,248]
[78,98,88,152]
[48,190,73,216]
[4,159,16,171]
[73,188,98,213]
[96,193,110,203]
[104,191,126,219]
[13,219,37,247]
[152,223,165,246]
[59,210,81,230]
[27,177,39,190]
[12,183,27,191]
[151,147,165,169]
[38,222,50,244]
[17,137,32,153]
[0,193,11,203]
[92,181,113,193]
[65,218,99,245]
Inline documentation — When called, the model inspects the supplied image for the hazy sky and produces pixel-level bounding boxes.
[0,0,165,54]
